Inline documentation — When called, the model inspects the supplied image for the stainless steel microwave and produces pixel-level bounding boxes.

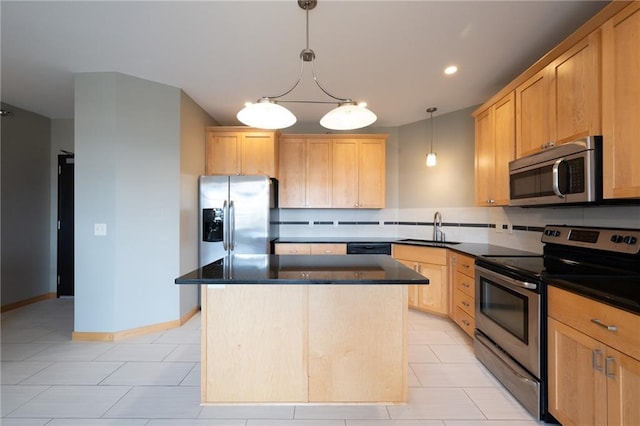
[508,136,602,206]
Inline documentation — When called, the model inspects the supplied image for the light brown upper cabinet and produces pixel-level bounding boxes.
[205,127,279,177]
[602,2,640,199]
[515,69,549,158]
[332,137,386,208]
[515,32,601,158]
[475,92,515,206]
[278,136,332,208]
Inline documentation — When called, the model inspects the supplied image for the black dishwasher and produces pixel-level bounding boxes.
[346,242,391,255]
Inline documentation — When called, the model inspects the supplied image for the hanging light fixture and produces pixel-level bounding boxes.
[426,107,438,167]
[237,0,377,131]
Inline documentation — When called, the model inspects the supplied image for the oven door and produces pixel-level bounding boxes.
[475,265,541,378]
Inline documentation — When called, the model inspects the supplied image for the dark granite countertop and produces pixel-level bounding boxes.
[275,238,540,257]
[175,254,430,285]
[548,277,640,315]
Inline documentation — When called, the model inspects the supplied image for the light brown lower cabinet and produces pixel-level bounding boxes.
[201,284,407,404]
[392,244,448,316]
[274,243,346,255]
[450,253,476,338]
[548,286,640,426]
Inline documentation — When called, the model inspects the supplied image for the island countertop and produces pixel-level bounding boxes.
[175,254,429,285]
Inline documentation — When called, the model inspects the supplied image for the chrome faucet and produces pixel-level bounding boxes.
[433,211,445,242]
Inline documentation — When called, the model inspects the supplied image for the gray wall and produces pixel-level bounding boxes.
[1,103,51,305]
[74,72,187,333]
[179,91,217,317]
[398,106,476,208]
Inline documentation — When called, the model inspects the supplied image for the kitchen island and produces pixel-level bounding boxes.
[175,254,428,405]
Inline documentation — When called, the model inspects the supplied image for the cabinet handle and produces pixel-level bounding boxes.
[461,264,470,269]
[605,357,616,379]
[324,250,332,254]
[591,319,618,332]
[462,282,470,288]
[592,349,603,371]
[462,301,470,308]
[462,319,470,326]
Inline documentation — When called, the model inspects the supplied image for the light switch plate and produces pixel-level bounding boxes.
[94,223,107,236]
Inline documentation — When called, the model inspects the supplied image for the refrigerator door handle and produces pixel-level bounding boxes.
[229,200,236,251]
[222,200,228,251]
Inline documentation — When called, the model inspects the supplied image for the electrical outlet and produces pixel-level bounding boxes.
[308,220,314,227]
[495,223,503,234]
[94,223,107,236]
[507,222,513,234]
[333,220,339,227]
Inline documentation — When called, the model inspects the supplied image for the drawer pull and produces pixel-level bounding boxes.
[462,301,470,308]
[461,319,470,326]
[461,264,470,269]
[591,319,618,332]
[324,250,332,253]
[462,283,470,288]
[605,357,616,379]
[592,349,603,372]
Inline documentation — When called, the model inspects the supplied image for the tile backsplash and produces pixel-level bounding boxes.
[278,205,640,254]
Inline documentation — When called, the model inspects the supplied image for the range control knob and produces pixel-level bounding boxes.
[610,235,624,244]
[623,235,638,245]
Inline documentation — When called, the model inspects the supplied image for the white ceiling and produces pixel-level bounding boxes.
[1,1,608,127]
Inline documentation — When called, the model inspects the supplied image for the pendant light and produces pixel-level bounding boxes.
[426,107,437,167]
[237,0,376,131]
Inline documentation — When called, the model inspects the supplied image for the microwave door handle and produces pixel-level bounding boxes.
[552,158,566,198]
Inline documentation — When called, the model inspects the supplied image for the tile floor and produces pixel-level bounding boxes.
[1,298,542,425]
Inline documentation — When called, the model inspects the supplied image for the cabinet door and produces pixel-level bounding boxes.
[548,317,607,426]
[279,138,307,207]
[475,107,495,206]
[606,346,640,426]
[493,93,515,206]
[417,263,448,315]
[332,140,359,208]
[206,134,240,175]
[241,133,277,176]
[602,2,640,199]
[516,69,550,158]
[548,32,601,144]
[357,139,386,208]
[306,139,332,208]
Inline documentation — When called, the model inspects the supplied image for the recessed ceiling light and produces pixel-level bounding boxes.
[444,65,458,75]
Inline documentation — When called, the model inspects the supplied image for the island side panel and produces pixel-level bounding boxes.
[308,284,408,403]
[201,285,309,403]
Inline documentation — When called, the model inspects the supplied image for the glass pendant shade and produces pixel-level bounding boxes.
[320,103,377,131]
[237,100,296,130]
[426,152,437,167]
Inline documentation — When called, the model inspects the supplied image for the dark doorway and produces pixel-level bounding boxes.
[57,153,74,297]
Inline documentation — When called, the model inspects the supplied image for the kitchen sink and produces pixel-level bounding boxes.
[398,239,460,245]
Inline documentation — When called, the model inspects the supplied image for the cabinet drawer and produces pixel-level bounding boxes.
[548,286,640,361]
[455,307,475,338]
[456,254,475,277]
[455,272,475,297]
[275,243,311,255]
[310,243,346,255]
[454,288,474,317]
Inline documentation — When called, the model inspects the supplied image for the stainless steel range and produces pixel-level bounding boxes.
[474,225,640,422]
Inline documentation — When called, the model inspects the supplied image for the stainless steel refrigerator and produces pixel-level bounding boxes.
[199,175,278,266]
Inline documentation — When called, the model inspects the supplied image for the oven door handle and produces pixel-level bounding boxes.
[476,266,538,291]
[552,158,566,198]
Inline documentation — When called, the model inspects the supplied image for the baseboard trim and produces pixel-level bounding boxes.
[1,292,57,313]
[72,305,201,342]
